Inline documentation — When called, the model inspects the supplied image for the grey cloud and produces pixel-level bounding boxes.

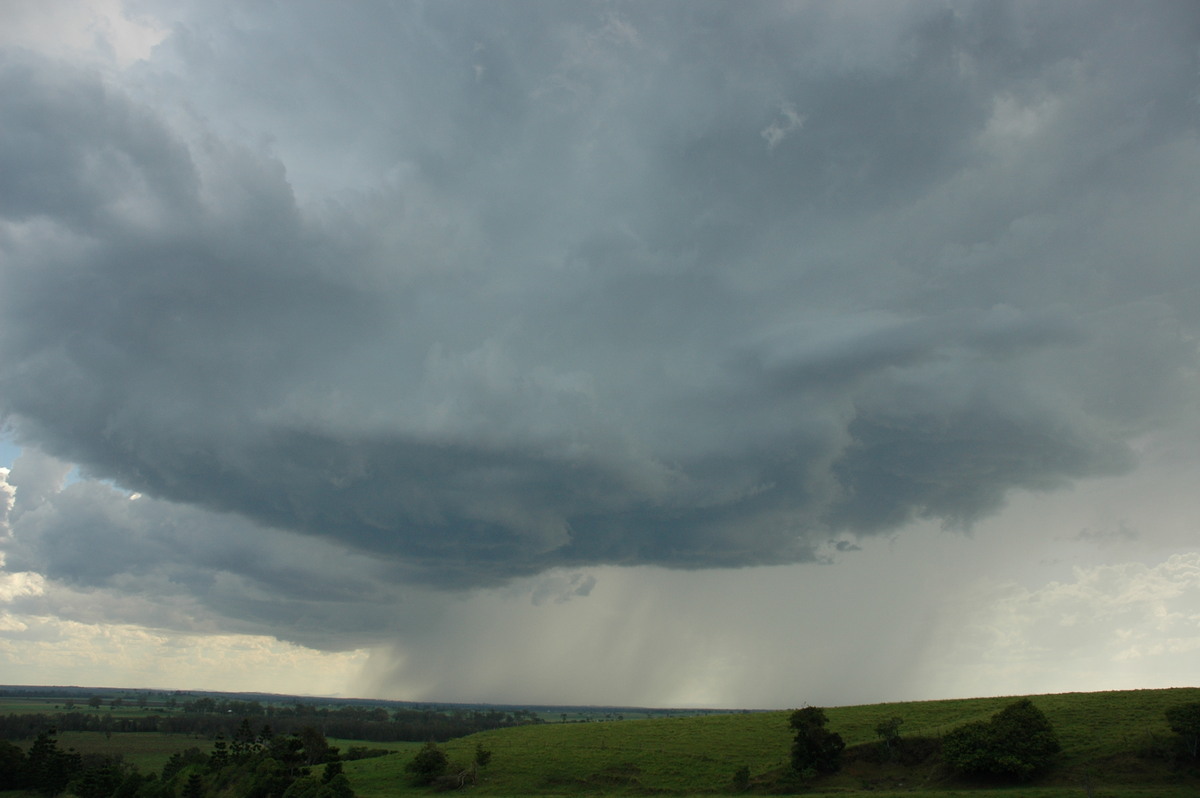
[1,455,416,650]
[1,0,1198,615]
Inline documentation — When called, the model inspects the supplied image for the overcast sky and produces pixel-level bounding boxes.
[1,0,1199,708]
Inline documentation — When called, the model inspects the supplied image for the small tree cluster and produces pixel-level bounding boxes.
[0,730,84,796]
[874,716,904,759]
[789,707,845,776]
[405,741,449,786]
[403,740,494,791]
[942,699,1060,782]
[1165,702,1200,761]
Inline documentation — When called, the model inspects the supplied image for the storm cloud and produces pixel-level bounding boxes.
[1,1,1199,701]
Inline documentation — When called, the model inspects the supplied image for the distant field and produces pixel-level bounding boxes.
[0,698,173,717]
[49,731,208,773]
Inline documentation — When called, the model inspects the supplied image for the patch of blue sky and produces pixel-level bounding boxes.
[0,436,19,469]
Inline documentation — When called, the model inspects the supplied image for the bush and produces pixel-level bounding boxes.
[789,707,845,776]
[731,765,750,791]
[1166,702,1200,761]
[942,699,1060,782]
[405,741,449,786]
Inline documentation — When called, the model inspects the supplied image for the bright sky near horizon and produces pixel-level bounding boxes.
[1,0,1199,708]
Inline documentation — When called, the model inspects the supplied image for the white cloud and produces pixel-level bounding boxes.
[0,0,166,69]
[921,553,1200,698]
[0,614,367,695]
[0,567,44,602]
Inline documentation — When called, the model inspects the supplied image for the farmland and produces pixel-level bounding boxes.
[2,686,1199,796]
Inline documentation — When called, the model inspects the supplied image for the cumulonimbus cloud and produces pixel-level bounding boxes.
[1,1,1197,610]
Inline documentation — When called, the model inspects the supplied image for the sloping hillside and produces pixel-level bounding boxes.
[344,687,1200,796]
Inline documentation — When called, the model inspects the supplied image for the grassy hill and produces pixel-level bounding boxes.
[343,687,1200,797]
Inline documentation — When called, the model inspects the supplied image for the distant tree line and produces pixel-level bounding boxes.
[0,704,541,744]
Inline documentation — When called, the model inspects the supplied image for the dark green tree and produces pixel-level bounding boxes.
[298,726,332,766]
[321,760,344,783]
[789,707,845,776]
[182,772,205,798]
[1166,702,1200,760]
[231,719,258,761]
[112,771,155,798]
[404,741,448,786]
[71,760,127,798]
[161,748,208,782]
[942,699,1060,782]
[210,735,229,769]
[875,716,904,760]
[0,740,25,791]
[473,742,492,769]
[323,772,355,798]
[25,730,83,796]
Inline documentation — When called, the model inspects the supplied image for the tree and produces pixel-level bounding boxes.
[942,699,1060,782]
[404,741,448,786]
[72,761,129,798]
[182,772,205,798]
[231,718,259,761]
[323,772,355,798]
[0,740,26,791]
[321,760,344,783]
[473,742,492,769]
[875,716,904,760]
[1166,702,1200,760]
[25,730,82,796]
[789,707,845,776]
[161,747,208,782]
[298,726,332,766]
[210,734,230,769]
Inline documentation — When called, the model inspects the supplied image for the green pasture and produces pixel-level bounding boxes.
[34,731,209,773]
[0,698,171,718]
[4,687,1200,795]
[342,688,1200,796]
[0,698,88,714]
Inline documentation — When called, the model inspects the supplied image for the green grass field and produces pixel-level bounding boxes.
[0,698,173,717]
[340,687,1200,796]
[48,731,209,773]
[4,687,1199,796]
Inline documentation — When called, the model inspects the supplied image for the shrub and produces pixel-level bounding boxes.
[874,716,904,761]
[789,707,845,776]
[942,699,1060,782]
[731,765,750,791]
[473,742,492,769]
[1166,702,1200,761]
[405,741,449,786]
